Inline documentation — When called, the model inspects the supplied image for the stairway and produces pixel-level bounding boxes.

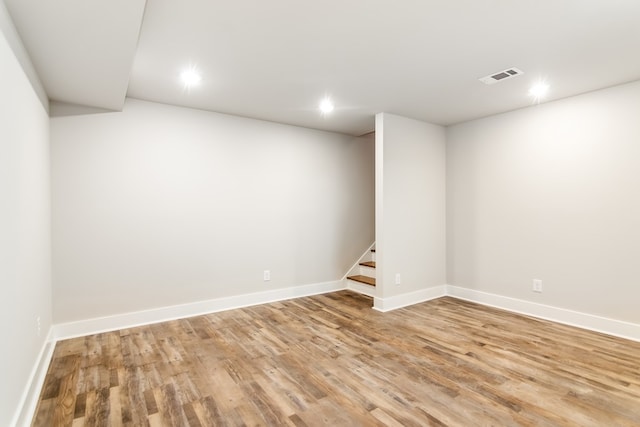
[346,248,376,297]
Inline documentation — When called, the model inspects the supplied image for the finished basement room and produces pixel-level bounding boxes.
[2,0,639,426]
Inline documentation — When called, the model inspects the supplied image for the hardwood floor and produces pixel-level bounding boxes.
[32,291,640,426]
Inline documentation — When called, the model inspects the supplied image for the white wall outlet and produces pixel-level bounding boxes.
[263,270,271,281]
[37,316,41,337]
[532,279,543,293]
[395,273,401,285]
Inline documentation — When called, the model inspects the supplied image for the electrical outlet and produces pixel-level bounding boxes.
[395,273,401,285]
[532,279,543,293]
[263,270,271,281]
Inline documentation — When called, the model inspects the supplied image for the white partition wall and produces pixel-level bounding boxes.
[374,113,447,311]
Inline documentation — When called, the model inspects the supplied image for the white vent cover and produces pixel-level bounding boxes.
[479,67,524,85]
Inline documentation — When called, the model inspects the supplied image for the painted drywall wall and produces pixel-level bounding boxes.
[0,8,51,426]
[51,98,374,323]
[447,80,640,324]
[375,113,446,305]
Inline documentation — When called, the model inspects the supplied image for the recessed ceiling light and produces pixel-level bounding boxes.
[319,98,334,114]
[529,81,549,101]
[180,67,201,89]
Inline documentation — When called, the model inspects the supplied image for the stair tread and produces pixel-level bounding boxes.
[347,275,376,286]
[359,261,376,268]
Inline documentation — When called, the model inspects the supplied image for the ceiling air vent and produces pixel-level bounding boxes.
[479,67,524,85]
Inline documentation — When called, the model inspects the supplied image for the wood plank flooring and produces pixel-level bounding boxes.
[32,291,640,426]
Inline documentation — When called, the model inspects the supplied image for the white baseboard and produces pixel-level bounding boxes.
[53,280,345,341]
[12,329,55,427]
[373,285,447,312]
[49,280,640,345]
[369,284,640,342]
[446,285,640,343]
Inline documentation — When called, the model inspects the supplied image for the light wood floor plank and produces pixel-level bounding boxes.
[32,292,640,426]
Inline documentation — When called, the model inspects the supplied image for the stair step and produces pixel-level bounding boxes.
[347,275,376,287]
[359,261,376,268]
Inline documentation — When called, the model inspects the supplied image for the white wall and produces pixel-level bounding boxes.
[375,113,446,308]
[51,98,374,323]
[447,80,640,324]
[0,4,52,425]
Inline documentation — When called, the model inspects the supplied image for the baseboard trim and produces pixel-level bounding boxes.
[12,329,55,427]
[53,280,345,341]
[53,282,639,343]
[446,285,640,343]
[373,285,447,312]
[368,284,640,342]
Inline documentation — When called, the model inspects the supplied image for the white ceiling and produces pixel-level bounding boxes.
[6,0,640,135]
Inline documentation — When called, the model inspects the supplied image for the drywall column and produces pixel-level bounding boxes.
[0,4,52,425]
[374,113,446,310]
